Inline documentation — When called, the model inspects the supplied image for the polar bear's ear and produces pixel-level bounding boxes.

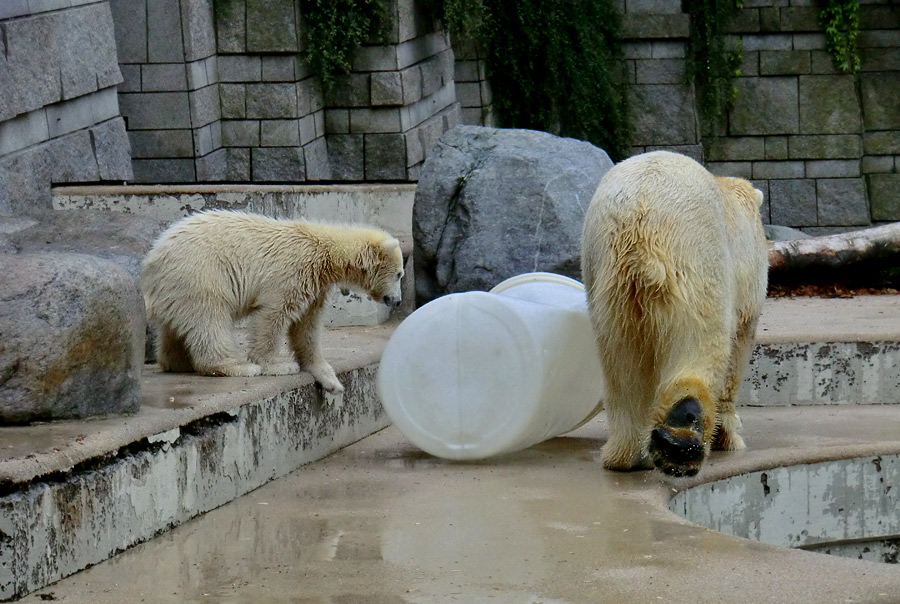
[753,188,764,208]
[381,238,400,253]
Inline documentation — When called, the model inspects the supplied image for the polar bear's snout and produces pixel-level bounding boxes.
[380,279,402,309]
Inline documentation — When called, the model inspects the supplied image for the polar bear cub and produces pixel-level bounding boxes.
[581,151,768,477]
[141,210,405,392]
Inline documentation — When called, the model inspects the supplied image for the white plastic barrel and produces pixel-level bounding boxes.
[377,272,606,460]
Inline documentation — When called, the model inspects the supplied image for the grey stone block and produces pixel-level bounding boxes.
[252,147,305,181]
[799,75,861,134]
[861,72,900,130]
[181,0,217,61]
[707,136,765,161]
[810,50,841,74]
[260,119,300,147]
[625,0,683,14]
[651,41,687,58]
[765,136,788,159]
[629,84,698,145]
[621,13,690,38]
[58,6,99,100]
[262,56,297,82]
[789,134,862,159]
[759,50,811,75]
[299,114,317,145]
[0,253,143,423]
[0,0,29,20]
[421,58,443,98]
[365,133,407,180]
[455,82,482,107]
[869,173,900,221]
[147,0,185,63]
[705,161,753,178]
[129,129,194,158]
[325,74,371,108]
[864,131,900,155]
[779,7,820,30]
[92,87,122,124]
[193,121,220,156]
[215,0,245,53]
[315,110,326,138]
[90,117,133,181]
[816,178,869,225]
[455,60,480,82]
[405,128,425,167]
[792,33,827,50]
[87,3,124,90]
[723,7,760,33]
[350,107,402,133]
[372,71,404,106]
[222,120,260,146]
[303,137,332,181]
[141,64,188,92]
[246,83,298,119]
[119,64,141,93]
[327,134,365,180]
[859,47,900,72]
[131,158,196,183]
[325,109,350,134]
[110,0,147,63]
[218,56,262,82]
[196,147,228,181]
[805,159,860,178]
[752,160,805,179]
[5,11,62,113]
[770,179,817,226]
[220,84,246,119]
[46,129,101,183]
[247,0,299,52]
[0,109,49,156]
[861,155,894,174]
[119,92,191,130]
[226,147,251,180]
[623,42,653,59]
[635,58,686,84]
[186,59,211,90]
[0,48,22,122]
[189,85,221,128]
[0,146,52,212]
[730,77,798,135]
[46,94,94,138]
[741,33,793,51]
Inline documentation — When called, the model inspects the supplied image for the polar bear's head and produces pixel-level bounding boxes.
[359,235,405,309]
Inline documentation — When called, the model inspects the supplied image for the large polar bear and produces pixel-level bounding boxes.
[141,210,404,392]
[581,151,768,477]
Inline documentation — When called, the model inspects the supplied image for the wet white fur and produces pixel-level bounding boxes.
[581,151,768,470]
[141,210,404,392]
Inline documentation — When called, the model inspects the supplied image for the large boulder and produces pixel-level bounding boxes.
[413,126,614,304]
[0,253,144,423]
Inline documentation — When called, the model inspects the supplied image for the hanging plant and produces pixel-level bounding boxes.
[820,0,861,73]
[685,0,745,136]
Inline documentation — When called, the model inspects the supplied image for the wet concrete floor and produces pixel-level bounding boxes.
[20,404,900,604]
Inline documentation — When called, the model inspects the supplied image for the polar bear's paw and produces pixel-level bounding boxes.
[204,362,263,377]
[260,360,301,376]
[649,397,706,477]
[307,363,344,394]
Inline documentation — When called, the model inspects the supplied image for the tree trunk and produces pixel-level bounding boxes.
[768,222,900,273]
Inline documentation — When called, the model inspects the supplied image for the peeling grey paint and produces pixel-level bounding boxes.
[0,365,388,601]
[670,454,900,557]
[741,342,900,405]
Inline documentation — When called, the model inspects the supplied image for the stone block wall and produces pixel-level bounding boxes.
[624,0,899,230]
[453,37,495,127]
[110,0,461,184]
[0,1,132,213]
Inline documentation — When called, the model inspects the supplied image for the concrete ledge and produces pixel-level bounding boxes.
[0,324,394,601]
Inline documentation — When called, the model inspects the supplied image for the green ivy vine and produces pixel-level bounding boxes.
[685,0,745,136]
[431,0,630,160]
[820,0,861,73]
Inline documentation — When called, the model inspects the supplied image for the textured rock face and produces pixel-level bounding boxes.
[0,253,144,424]
[413,126,614,304]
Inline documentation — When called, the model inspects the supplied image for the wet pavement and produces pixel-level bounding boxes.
[7,296,900,603]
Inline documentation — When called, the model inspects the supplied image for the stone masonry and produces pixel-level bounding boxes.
[622,0,900,231]
[0,1,133,212]
[110,0,461,184]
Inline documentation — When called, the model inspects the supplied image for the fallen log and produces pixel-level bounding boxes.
[768,222,900,274]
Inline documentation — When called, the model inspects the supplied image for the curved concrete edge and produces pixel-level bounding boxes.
[0,327,392,601]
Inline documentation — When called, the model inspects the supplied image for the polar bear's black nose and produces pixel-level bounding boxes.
[383,295,401,309]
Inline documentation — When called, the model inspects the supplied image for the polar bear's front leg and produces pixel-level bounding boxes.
[247,306,301,376]
[288,299,344,394]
